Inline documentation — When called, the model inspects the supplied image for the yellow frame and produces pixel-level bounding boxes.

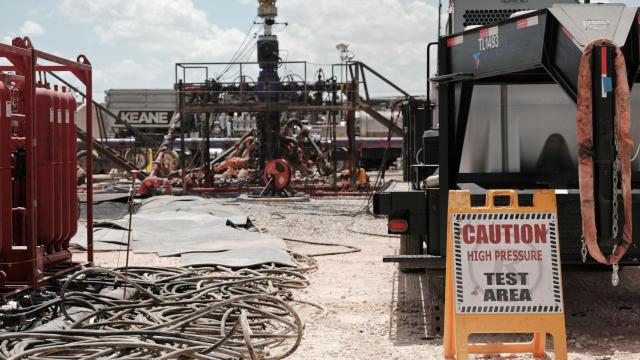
[443,189,567,360]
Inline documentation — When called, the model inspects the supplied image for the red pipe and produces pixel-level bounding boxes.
[85,61,94,264]
[0,81,11,261]
[59,87,70,252]
[22,42,38,290]
[51,86,63,253]
[66,90,78,250]
[42,250,71,267]
[34,87,55,250]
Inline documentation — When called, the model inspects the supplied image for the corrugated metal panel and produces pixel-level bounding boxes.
[453,0,578,32]
[105,89,176,111]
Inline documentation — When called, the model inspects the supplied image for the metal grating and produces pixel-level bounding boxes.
[462,8,530,27]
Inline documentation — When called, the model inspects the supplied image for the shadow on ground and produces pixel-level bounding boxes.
[389,269,444,346]
[388,264,640,358]
[561,265,640,357]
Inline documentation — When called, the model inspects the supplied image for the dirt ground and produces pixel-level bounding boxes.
[75,197,640,359]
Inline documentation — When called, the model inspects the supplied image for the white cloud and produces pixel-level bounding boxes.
[58,0,257,97]
[59,0,438,96]
[94,58,168,90]
[19,20,45,36]
[28,5,55,19]
[277,0,439,95]
[59,0,248,61]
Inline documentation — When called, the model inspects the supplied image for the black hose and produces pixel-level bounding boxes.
[0,261,323,359]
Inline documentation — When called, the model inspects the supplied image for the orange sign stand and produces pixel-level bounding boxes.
[444,190,567,360]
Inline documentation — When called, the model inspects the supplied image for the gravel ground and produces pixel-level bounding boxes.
[75,197,640,359]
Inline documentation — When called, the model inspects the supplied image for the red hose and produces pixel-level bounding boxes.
[576,40,634,265]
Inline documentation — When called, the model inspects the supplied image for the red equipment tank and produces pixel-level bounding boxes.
[65,90,78,248]
[34,87,55,250]
[0,81,10,258]
[0,37,94,294]
[10,85,26,248]
[59,87,70,251]
[51,85,63,248]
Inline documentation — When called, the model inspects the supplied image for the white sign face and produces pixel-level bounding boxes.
[451,212,563,314]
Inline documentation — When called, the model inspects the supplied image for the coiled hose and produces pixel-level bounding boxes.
[0,257,324,360]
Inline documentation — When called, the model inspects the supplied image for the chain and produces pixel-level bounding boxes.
[612,156,619,241]
[580,235,587,263]
[611,109,621,286]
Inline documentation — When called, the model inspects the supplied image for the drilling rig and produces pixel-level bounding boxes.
[256,0,282,172]
[168,0,417,196]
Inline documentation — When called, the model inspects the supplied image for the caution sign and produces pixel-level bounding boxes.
[444,190,567,360]
[452,212,562,314]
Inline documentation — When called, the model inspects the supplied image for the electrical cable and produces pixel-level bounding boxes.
[217,17,258,81]
[282,237,361,257]
[0,256,324,359]
[218,38,258,82]
[345,220,400,238]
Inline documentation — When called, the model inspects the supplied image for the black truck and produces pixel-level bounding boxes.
[375,1,640,274]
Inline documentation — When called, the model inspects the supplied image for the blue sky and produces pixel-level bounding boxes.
[1,0,636,101]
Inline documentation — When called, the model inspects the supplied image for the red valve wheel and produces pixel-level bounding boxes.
[263,159,291,191]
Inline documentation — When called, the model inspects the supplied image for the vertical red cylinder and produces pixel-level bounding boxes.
[0,81,10,257]
[66,91,78,247]
[52,86,63,248]
[59,88,70,251]
[35,87,55,250]
[11,87,26,247]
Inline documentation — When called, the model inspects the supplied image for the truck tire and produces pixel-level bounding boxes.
[399,234,424,273]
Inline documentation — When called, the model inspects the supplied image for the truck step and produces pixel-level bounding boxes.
[383,255,444,269]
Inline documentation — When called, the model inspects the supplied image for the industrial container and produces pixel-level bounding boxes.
[65,90,78,249]
[52,86,63,248]
[35,87,55,249]
[0,81,9,257]
[59,87,70,251]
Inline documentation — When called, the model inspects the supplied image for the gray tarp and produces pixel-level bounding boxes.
[71,196,295,267]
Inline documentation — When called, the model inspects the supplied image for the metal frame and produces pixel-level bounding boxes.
[170,60,409,193]
[375,5,640,268]
[432,7,640,259]
[0,37,93,295]
[174,61,404,134]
